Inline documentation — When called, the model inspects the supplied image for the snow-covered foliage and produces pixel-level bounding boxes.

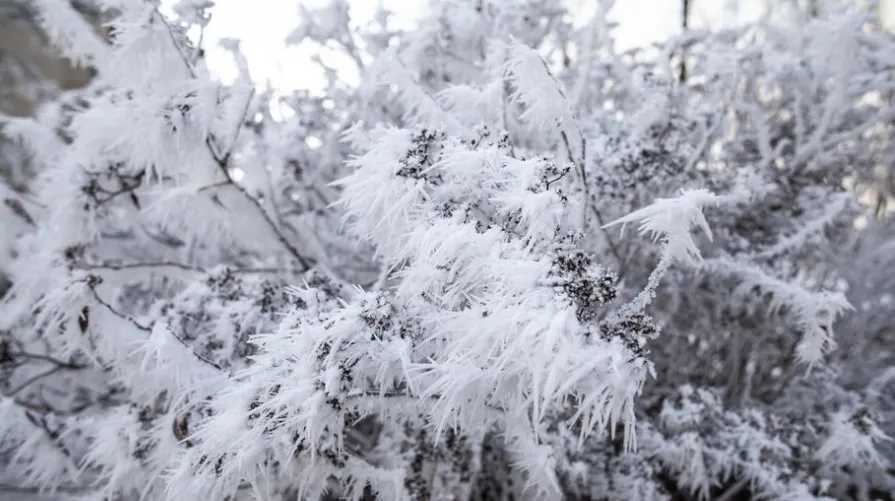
[2,0,895,500]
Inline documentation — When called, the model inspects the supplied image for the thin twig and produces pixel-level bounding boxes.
[560,129,591,231]
[166,325,225,372]
[197,180,232,193]
[590,203,627,280]
[684,112,724,173]
[679,0,691,82]
[156,11,198,79]
[209,152,313,270]
[555,83,624,272]
[346,389,509,416]
[85,277,225,372]
[219,85,255,164]
[78,261,204,273]
[24,409,75,461]
[7,366,66,396]
[0,483,92,495]
[8,351,86,370]
[716,477,749,501]
[3,198,36,226]
[86,279,151,331]
[154,10,313,271]
[78,261,302,277]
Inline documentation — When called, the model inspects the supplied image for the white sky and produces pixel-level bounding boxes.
[170,0,683,93]
[184,0,427,91]
[170,0,895,93]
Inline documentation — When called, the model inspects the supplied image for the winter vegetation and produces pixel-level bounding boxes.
[2,0,895,500]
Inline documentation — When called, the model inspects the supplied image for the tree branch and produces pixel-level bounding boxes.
[153,10,313,271]
[85,276,226,373]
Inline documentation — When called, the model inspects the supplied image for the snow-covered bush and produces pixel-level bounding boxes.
[2,0,895,500]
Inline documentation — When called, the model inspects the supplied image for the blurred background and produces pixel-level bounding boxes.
[3,0,891,227]
[3,0,895,119]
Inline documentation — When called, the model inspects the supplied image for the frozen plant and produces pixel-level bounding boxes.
[1,0,895,500]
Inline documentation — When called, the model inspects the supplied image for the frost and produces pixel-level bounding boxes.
[1,0,894,500]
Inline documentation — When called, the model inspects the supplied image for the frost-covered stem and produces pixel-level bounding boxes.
[3,198,36,226]
[77,261,204,273]
[219,87,255,164]
[194,25,205,62]
[340,33,367,75]
[85,278,150,333]
[589,203,627,278]
[85,277,225,372]
[741,101,775,168]
[154,10,313,270]
[25,421,71,467]
[260,149,287,232]
[207,108,312,271]
[614,251,672,320]
[684,110,724,173]
[792,107,895,176]
[498,45,516,159]
[560,129,589,229]
[7,366,66,396]
[347,391,508,417]
[6,351,86,370]
[202,90,313,269]
[164,325,225,372]
[156,10,198,79]
[371,261,394,292]
[76,261,304,277]
[679,0,691,82]
[715,476,749,501]
[0,484,90,497]
[793,86,807,152]
[794,85,843,172]
[21,407,79,472]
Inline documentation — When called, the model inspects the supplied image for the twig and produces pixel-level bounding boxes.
[138,224,186,248]
[197,180,232,193]
[684,112,724,173]
[0,483,91,495]
[79,261,302,276]
[218,84,255,165]
[590,203,627,280]
[209,151,313,270]
[347,389,509,416]
[20,408,83,477]
[7,366,66,396]
[541,64,612,249]
[560,129,590,230]
[716,477,749,501]
[85,277,225,373]
[3,198,36,226]
[8,351,86,370]
[154,10,313,271]
[86,278,152,332]
[156,11,198,80]
[165,325,225,372]
[372,261,396,292]
[679,0,691,82]
[78,261,204,273]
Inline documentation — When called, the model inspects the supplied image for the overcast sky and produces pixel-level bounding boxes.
[170,0,683,92]
[169,0,895,93]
